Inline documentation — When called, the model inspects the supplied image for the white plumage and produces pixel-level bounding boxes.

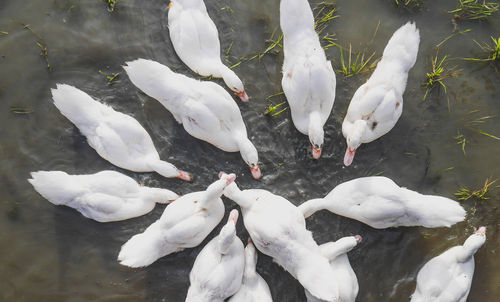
[221,173,339,302]
[298,176,465,229]
[342,22,420,166]
[28,170,179,222]
[51,84,192,180]
[118,173,236,268]
[228,240,273,302]
[168,0,248,102]
[280,0,336,159]
[305,236,361,302]
[410,227,486,302]
[185,209,245,302]
[124,59,261,179]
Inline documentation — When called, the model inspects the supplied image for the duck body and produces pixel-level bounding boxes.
[410,227,486,302]
[306,236,361,302]
[118,174,236,267]
[298,176,465,229]
[222,175,339,302]
[229,241,273,302]
[28,170,178,222]
[280,0,336,158]
[342,22,420,166]
[168,0,248,101]
[124,59,261,178]
[51,84,191,180]
[186,209,245,302]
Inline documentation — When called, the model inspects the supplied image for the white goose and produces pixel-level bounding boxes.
[168,0,249,102]
[118,173,236,268]
[306,235,362,302]
[228,239,273,302]
[28,170,178,222]
[298,176,465,229]
[280,0,336,159]
[220,173,339,302]
[342,22,420,166]
[51,84,192,180]
[411,227,486,302]
[124,59,261,179]
[185,209,245,302]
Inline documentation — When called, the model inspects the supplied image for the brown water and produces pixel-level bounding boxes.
[0,0,499,301]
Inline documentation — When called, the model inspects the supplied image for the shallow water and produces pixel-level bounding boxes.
[0,0,499,301]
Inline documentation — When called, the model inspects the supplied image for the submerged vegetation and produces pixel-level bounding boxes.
[337,44,376,77]
[454,133,467,155]
[264,91,288,117]
[23,24,51,71]
[98,70,121,85]
[394,0,425,10]
[422,50,459,104]
[449,0,499,20]
[104,0,118,12]
[455,178,498,201]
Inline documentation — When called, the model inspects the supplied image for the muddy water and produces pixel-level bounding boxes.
[0,0,499,301]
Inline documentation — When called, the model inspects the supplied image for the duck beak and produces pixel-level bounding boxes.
[355,235,363,243]
[228,209,239,224]
[237,90,249,103]
[475,226,486,235]
[344,147,356,166]
[177,170,193,181]
[250,165,262,179]
[312,146,322,159]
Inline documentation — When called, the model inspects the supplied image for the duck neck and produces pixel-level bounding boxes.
[199,179,226,208]
[299,198,325,218]
[457,235,485,262]
[223,183,253,209]
[320,237,358,260]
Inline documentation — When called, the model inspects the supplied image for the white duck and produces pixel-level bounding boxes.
[118,173,236,267]
[342,22,420,166]
[168,0,249,102]
[305,235,362,302]
[220,173,339,302]
[185,209,245,302]
[28,170,179,222]
[280,0,336,159]
[51,84,192,180]
[298,176,465,229]
[410,227,486,302]
[124,59,261,179]
[228,239,273,302]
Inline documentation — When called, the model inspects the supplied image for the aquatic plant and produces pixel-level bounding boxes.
[23,24,51,71]
[422,50,459,104]
[455,178,498,201]
[454,133,467,155]
[98,70,120,85]
[104,0,118,12]
[464,36,500,62]
[394,0,425,9]
[10,106,34,115]
[338,44,376,77]
[313,1,339,35]
[264,91,288,117]
[449,0,499,20]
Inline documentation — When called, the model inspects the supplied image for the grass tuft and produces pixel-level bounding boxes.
[104,0,118,12]
[98,70,121,85]
[464,36,500,62]
[23,24,51,71]
[337,44,376,77]
[422,49,460,106]
[449,0,499,20]
[454,133,467,155]
[395,0,425,9]
[264,91,288,116]
[455,178,498,201]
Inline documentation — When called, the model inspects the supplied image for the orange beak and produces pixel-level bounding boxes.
[237,90,249,103]
[177,170,193,181]
[250,165,261,179]
[312,146,322,159]
[344,147,356,166]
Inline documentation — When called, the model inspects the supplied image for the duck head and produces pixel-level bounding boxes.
[239,139,261,179]
[218,209,239,254]
[220,67,248,102]
[344,120,367,166]
[308,115,324,159]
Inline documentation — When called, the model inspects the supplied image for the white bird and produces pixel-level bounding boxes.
[298,176,465,229]
[342,22,420,166]
[185,209,245,302]
[118,173,236,268]
[124,59,261,179]
[305,235,362,302]
[280,0,336,159]
[228,239,273,302]
[28,170,179,222]
[167,0,249,102]
[410,227,487,302]
[51,84,192,180]
[221,173,339,302]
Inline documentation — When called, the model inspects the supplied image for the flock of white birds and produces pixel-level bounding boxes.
[27,0,487,301]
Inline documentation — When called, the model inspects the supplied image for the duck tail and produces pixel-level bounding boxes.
[118,221,177,268]
[140,187,179,204]
[382,22,420,71]
[51,84,102,129]
[28,171,78,206]
[123,59,176,102]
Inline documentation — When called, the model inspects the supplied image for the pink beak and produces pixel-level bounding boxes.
[228,209,239,224]
[355,235,363,243]
[475,226,486,235]
[250,165,262,179]
[237,90,249,103]
[177,170,193,181]
[312,146,322,159]
[344,147,356,166]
